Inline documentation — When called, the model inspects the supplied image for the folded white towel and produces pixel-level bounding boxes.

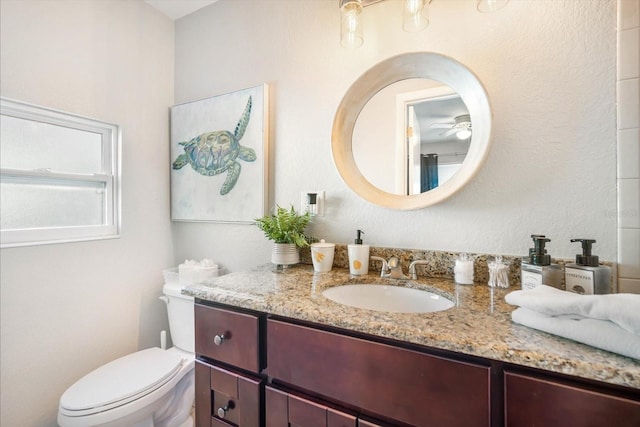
[179,259,219,284]
[505,285,640,335]
[512,308,640,360]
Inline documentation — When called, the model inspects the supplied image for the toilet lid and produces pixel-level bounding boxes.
[60,347,183,412]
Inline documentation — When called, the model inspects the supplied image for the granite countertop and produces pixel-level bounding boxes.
[184,264,640,390]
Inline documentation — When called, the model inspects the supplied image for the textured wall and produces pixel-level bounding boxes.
[0,1,622,425]
[173,0,617,271]
[617,0,640,293]
[0,1,175,425]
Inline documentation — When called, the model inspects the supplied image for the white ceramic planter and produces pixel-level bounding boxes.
[271,243,300,266]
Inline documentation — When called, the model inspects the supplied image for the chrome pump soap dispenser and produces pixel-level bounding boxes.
[565,239,611,295]
[520,235,563,290]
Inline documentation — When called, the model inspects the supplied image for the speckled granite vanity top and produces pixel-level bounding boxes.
[184,264,639,390]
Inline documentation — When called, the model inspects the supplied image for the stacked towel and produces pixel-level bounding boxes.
[178,259,219,284]
[505,285,640,360]
[505,285,640,334]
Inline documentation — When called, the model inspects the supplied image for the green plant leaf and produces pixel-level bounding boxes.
[254,204,311,248]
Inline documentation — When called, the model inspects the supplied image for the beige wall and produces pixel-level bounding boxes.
[173,0,618,270]
[0,1,175,425]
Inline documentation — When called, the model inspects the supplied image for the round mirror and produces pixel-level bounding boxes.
[332,52,492,210]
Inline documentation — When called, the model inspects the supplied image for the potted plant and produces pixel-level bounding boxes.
[255,205,311,266]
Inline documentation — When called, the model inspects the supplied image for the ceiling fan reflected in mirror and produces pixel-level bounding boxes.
[429,114,472,139]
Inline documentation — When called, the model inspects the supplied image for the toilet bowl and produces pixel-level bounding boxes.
[58,282,195,427]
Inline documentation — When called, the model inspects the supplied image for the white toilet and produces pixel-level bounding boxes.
[58,282,195,427]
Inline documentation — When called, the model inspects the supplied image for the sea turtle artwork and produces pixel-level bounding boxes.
[172,96,256,195]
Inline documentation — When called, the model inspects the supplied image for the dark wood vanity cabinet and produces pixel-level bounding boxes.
[194,300,640,427]
[194,303,265,427]
[267,319,491,427]
[504,371,640,427]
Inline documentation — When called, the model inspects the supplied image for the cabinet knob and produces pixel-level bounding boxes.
[213,334,225,345]
[217,401,235,418]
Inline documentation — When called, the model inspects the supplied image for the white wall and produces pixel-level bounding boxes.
[173,0,617,270]
[0,1,626,425]
[0,1,175,426]
[617,0,640,293]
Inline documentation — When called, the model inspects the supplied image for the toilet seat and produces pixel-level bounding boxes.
[59,347,184,417]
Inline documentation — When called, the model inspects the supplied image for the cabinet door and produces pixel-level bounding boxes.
[195,361,212,427]
[505,371,640,426]
[195,359,262,427]
[268,319,491,427]
[265,386,289,427]
[265,386,357,427]
[327,409,358,427]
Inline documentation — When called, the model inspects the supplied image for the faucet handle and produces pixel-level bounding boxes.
[409,264,418,280]
[370,256,389,277]
[408,259,429,280]
[386,257,408,279]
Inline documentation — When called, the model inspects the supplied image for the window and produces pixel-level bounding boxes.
[0,98,121,248]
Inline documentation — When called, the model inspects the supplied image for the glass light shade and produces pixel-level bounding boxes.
[477,0,509,13]
[340,0,364,48]
[403,0,429,32]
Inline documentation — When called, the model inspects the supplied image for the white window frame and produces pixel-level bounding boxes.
[0,98,121,248]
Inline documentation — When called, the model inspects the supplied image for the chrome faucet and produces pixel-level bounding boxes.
[370,256,389,277]
[408,260,430,280]
[384,257,408,280]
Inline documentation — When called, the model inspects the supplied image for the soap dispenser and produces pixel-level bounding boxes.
[520,235,563,290]
[565,239,611,295]
[347,230,369,276]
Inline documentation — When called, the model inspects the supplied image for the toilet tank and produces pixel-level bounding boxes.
[162,282,195,353]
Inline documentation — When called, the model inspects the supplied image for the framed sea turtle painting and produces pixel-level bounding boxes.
[170,84,269,222]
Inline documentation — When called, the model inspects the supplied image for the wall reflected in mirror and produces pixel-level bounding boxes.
[353,78,470,195]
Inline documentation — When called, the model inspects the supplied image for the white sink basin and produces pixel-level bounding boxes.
[322,284,454,313]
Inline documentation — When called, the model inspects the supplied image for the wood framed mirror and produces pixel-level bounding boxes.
[331,52,492,210]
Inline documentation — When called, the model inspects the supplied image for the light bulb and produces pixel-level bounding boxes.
[456,129,472,140]
[340,0,363,48]
[403,0,429,33]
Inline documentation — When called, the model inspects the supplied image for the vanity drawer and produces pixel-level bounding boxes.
[267,319,491,427]
[195,359,262,427]
[195,303,261,373]
[265,385,357,427]
[504,371,640,426]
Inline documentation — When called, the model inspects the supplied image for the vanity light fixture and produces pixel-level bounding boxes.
[340,0,509,48]
[340,0,364,48]
[403,0,429,33]
[456,129,472,140]
[477,0,509,13]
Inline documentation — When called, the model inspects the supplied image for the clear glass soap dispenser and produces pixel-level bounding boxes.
[488,256,510,288]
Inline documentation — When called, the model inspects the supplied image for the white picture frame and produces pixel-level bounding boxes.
[170,84,269,223]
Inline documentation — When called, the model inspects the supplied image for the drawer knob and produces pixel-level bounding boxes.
[217,401,235,418]
[213,334,225,345]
